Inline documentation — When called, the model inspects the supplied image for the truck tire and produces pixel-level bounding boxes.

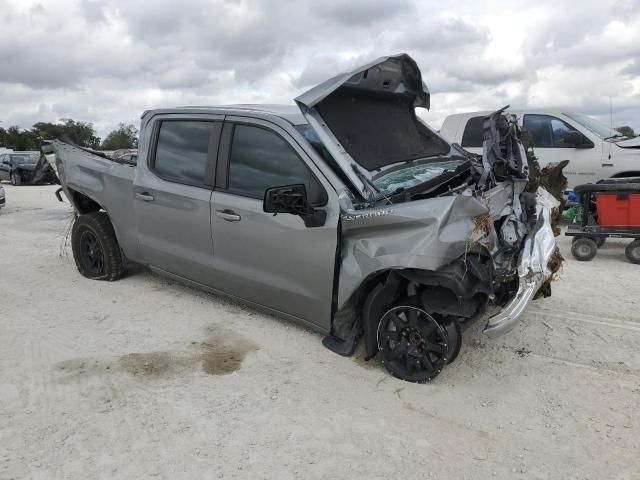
[376,298,449,383]
[71,212,124,281]
[10,172,21,186]
[625,240,640,264]
[571,237,598,262]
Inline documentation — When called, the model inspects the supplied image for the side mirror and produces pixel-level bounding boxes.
[263,184,326,228]
[565,131,594,149]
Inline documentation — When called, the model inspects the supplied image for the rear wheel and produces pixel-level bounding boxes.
[71,212,124,281]
[625,240,640,264]
[571,237,598,261]
[377,300,449,383]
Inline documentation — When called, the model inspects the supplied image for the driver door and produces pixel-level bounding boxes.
[523,114,599,187]
[210,118,339,332]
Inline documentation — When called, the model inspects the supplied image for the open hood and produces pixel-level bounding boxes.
[295,54,450,202]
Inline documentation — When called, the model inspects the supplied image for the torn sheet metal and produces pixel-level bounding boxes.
[483,187,560,337]
[337,191,492,307]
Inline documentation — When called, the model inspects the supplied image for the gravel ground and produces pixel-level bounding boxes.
[1,184,638,480]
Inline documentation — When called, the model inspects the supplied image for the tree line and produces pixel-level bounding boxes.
[0,119,138,151]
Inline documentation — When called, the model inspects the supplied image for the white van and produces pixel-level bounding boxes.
[440,110,640,189]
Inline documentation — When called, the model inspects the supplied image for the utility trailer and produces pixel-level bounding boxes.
[566,177,640,263]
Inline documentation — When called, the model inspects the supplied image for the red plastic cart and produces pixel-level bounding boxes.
[565,177,640,263]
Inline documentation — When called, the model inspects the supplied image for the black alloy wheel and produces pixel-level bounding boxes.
[79,230,104,275]
[377,303,448,383]
[71,212,124,281]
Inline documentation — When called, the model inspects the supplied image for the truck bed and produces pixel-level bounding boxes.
[49,139,140,260]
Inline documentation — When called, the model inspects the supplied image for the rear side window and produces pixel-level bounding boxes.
[153,121,219,186]
[227,124,326,205]
[461,116,484,148]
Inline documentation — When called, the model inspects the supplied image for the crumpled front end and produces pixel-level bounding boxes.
[331,107,567,359]
[306,54,566,381]
[483,187,560,337]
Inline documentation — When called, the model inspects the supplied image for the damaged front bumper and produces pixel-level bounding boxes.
[483,188,559,337]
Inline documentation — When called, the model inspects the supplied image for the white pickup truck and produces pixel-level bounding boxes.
[440,110,640,189]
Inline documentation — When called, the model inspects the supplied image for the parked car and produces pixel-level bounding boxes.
[0,184,5,210]
[111,149,138,165]
[48,54,565,382]
[440,110,640,189]
[0,151,58,185]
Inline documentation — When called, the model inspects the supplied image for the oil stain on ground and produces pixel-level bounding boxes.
[53,326,258,382]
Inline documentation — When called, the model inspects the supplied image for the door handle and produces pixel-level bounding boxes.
[215,209,241,222]
[135,192,155,202]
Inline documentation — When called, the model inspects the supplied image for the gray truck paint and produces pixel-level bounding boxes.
[49,54,560,349]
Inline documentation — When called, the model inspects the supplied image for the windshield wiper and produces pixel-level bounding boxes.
[604,133,629,141]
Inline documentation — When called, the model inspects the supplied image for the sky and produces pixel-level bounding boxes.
[1,0,639,139]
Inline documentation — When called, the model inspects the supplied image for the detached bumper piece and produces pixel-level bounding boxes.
[484,188,558,337]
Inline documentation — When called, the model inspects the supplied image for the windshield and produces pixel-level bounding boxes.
[372,160,466,195]
[296,123,464,196]
[10,153,39,164]
[564,113,620,140]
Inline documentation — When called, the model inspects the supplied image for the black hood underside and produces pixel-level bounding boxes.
[296,54,450,177]
[315,89,449,171]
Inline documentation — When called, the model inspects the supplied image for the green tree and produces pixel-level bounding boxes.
[100,123,139,150]
[0,126,39,150]
[32,119,101,148]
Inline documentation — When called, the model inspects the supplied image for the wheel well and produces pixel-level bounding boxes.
[69,189,102,214]
[351,260,492,357]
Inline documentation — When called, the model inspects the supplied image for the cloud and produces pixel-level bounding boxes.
[311,0,414,26]
[0,0,639,137]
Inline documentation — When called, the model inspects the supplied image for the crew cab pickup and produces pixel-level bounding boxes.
[440,110,640,189]
[48,54,564,382]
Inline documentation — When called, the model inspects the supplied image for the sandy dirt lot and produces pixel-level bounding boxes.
[0,184,638,480]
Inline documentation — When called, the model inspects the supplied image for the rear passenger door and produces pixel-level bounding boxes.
[134,115,223,286]
[210,118,339,332]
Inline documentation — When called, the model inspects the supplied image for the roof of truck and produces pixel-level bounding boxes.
[143,104,307,125]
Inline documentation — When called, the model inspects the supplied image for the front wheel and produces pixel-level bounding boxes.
[377,301,449,383]
[71,212,124,281]
[571,237,598,261]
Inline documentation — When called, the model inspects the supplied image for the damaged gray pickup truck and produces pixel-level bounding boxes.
[48,54,565,382]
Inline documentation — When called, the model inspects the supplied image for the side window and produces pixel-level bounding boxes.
[227,124,326,205]
[549,118,577,147]
[523,114,579,148]
[153,121,219,186]
[461,116,484,148]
